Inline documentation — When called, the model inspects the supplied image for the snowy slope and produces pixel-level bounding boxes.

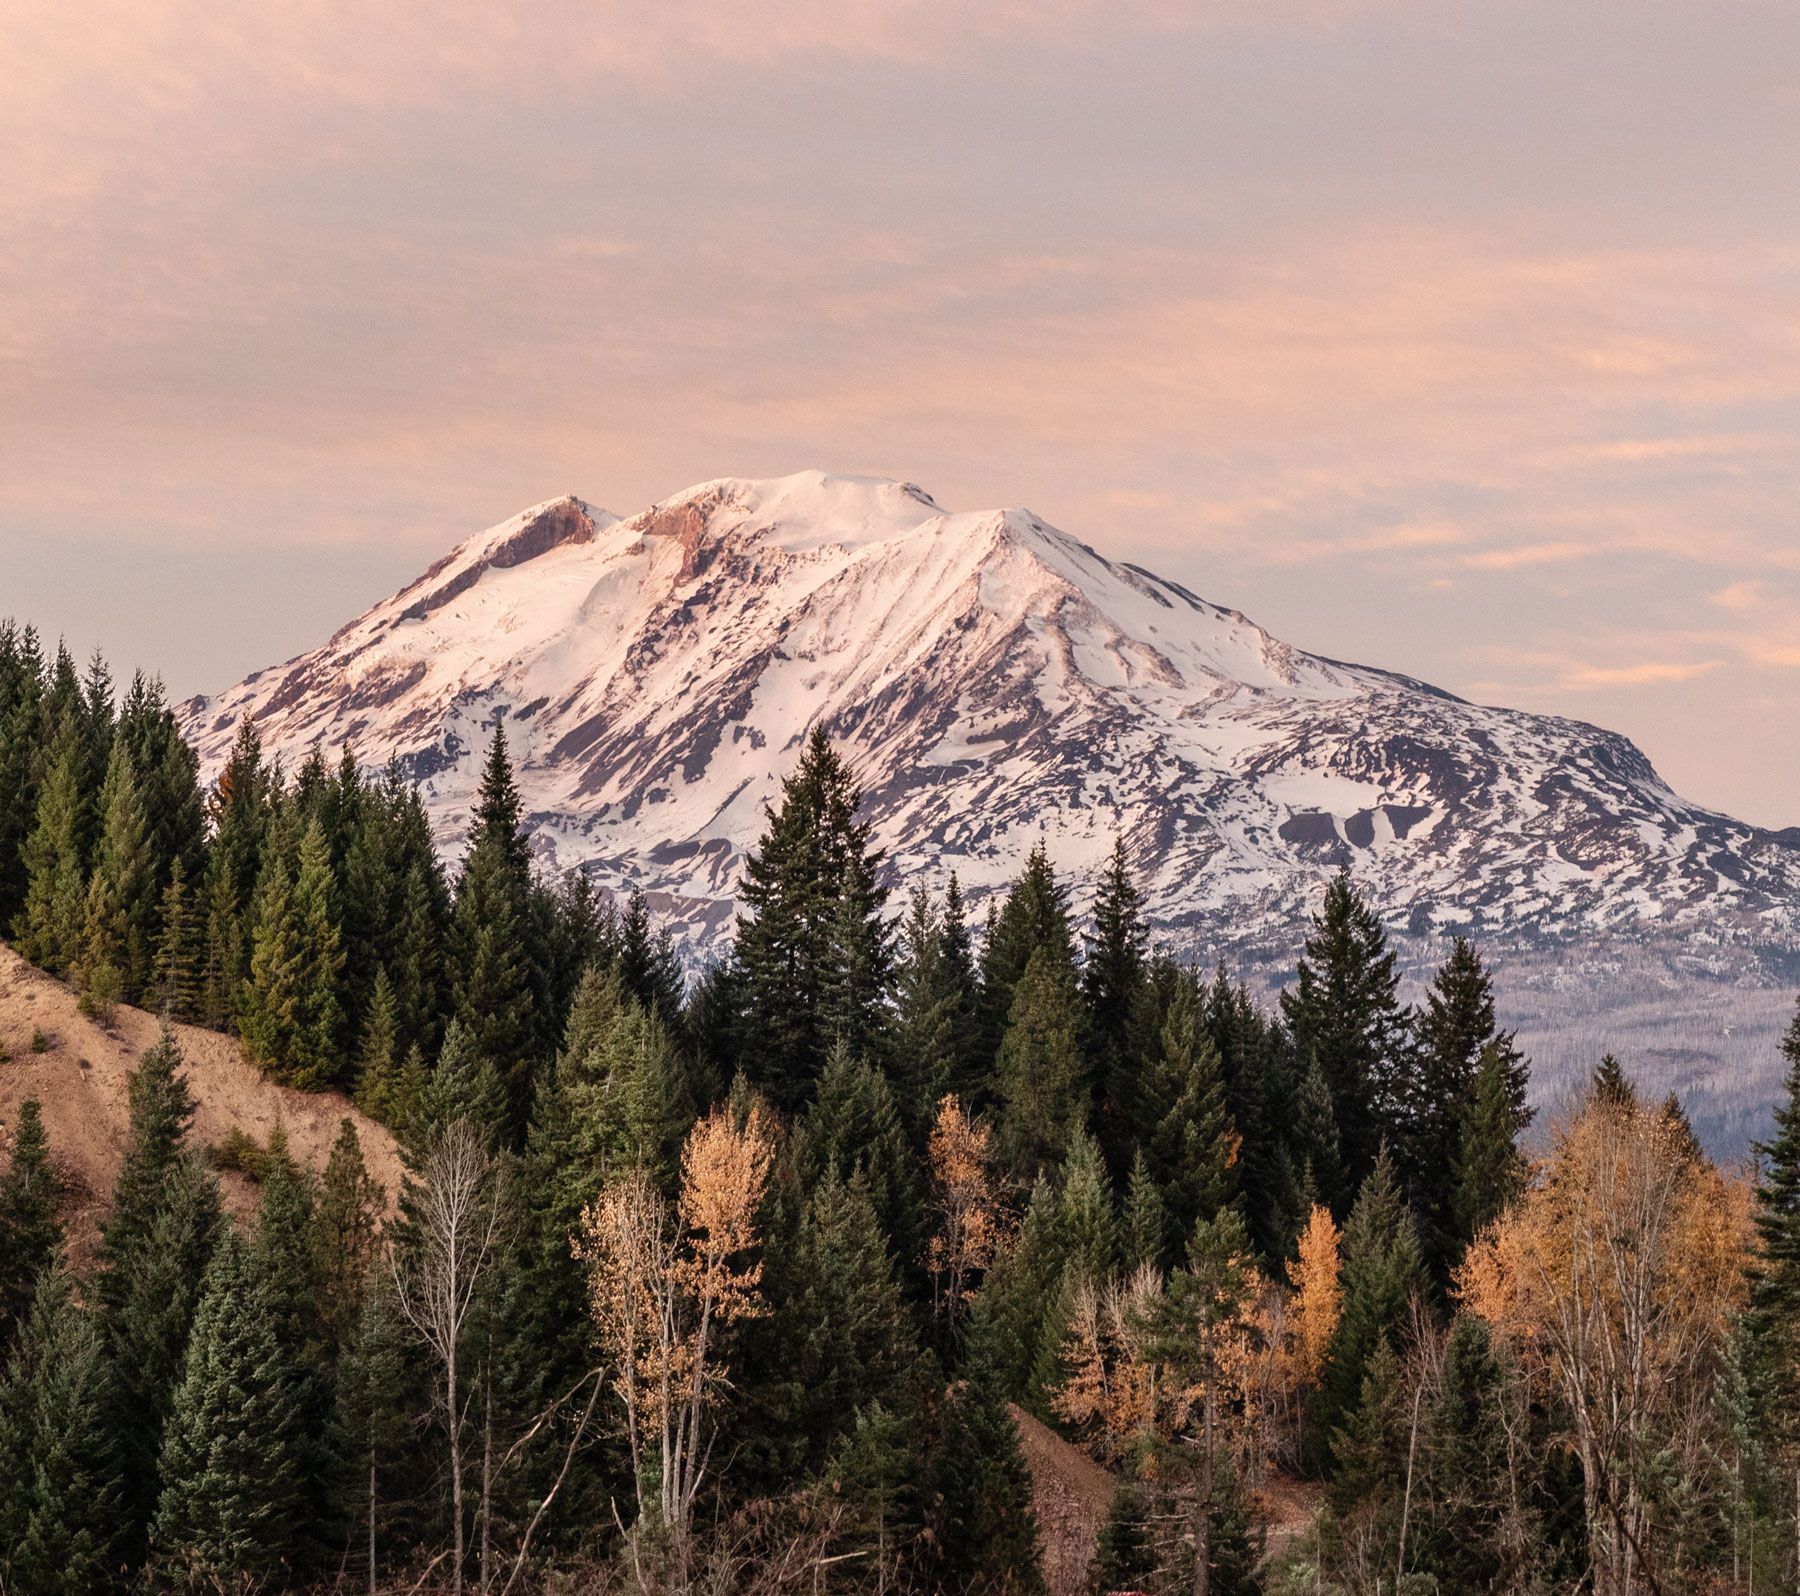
[181,471,1800,958]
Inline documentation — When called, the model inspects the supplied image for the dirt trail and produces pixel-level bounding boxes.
[0,943,405,1257]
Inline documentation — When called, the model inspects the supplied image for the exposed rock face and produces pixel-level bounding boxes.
[181,471,1800,964]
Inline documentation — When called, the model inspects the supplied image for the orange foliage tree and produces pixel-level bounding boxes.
[924,1093,1002,1335]
[1459,1093,1752,1596]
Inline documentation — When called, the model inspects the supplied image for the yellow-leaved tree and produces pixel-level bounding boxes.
[577,1103,774,1579]
[1459,1091,1752,1596]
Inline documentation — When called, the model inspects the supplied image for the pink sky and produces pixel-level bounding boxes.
[3,0,1798,825]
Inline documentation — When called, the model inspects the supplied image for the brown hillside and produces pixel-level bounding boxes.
[1011,1404,1115,1595]
[0,943,405,1259]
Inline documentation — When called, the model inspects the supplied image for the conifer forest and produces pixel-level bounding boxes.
[5,618,1800,1596]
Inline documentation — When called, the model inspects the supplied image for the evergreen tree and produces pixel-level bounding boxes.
[201,717,275,1028]
[977,842,1075,1067]
[1279,873,1412,1209]
[617,887,685,1023]
[0,1253,124,1594]
[151,1233,311,1591]
[1424,1314,1513,1591]
[78,737,157,1004]
[334,1270,414,1594]
[794,1039,924,1278]
[1750,1000,1800,1446]
[313,1119,381,1361]
[1089,1482,1157,1596]
[1141,970,1238,1256]
[1122,1146,1168,1271]
[151,855,203,1020]
[238,820,306,1073]
[595,995,695,1191]
[734,725,892,1110]
[414,1019,510,1152]
[1082,835,1149,1157]
[16,707,92,970]
[288,814,348,1087]
[926,1307,1047,1594]
[983,1175,1068,1403]
[0,1098,61,1347]
[995,944,1088,1179]
[96,1024,197,1307]
[1592,1051,1636,1108]
[0,621,45,926]
[1325,1336,1408,1540]
[353,965,403,1123]
[1055,1129,1118,1288]
[1453,1041,1530,1243]
[1411,938,1528,1281]
[450,728,539,1133]
[1317,1145,1426,1456]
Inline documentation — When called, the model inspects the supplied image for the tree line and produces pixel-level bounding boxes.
[2,622,1800,1594]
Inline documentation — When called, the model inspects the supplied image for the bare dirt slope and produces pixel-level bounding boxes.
[0,943,405,1256]
[1012,1404,1116,1595]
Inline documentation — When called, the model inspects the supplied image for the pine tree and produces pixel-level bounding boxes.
[0,1097,61,1346]
[1424,1314,1513,1591]
[795,1039,924,1277]
[1056,1129,1118,1288]
[734,725,892,1110]
[450,728,539,1133]
[96,1024,198,1309]
[1122,1146,1168,1270]
[617,887,686,1023]
[996,944,1088,1179]
[0,1253,124,1594]
[1326,1336,1408,1540]
[16,709,92,970]
[978,842,1075,1067]
[334,1270,414,1595]
[86,737,159,1001]
[596,995,695,1191]
[983,1174,1068,1402]
[151,1232,311,1590]
[1317,1145,1426,1456]
[0,621,45,926]
[1750,1000,1800,1447]
[414,1020,510,1152]
[1411,937,1528,1281]
[1083,835,1149,1157]
[105,1156,224,1563]
[1279,873,1412,1209]
[352,965,403,1122]
[1453,1041,1530,1243]
[1593,1052,1636,1108]
[287,815,348,1088]
[1089,1482,1157,1596]
[151,855,203,1020]
[201,717,275,1027]
[313,1119,381,1360]
[1142,970,1238,1254]
[238,822,307,1073]
[926,1307,1048,1594]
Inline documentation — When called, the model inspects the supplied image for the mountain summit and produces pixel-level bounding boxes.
[181,470,1800,957]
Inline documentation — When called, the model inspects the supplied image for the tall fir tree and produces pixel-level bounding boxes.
[151,855,204,1020]
[200,717,274,1028]
[288,815,348,1087]
[0,1097,61,1346]
[1452,1041,1530,1244]
[1410,937,1529,1282]
[617,886,686,1023]
[1750,1000,1800,1448]
[995,943,1089,1180]
[1279,872,1412,1211]
[0,621,46,926]
[16,705,92,970]
[734,725,892,1110]
[1423,1314,1515,1591]
[78,737,157,1004]
[450,728,539,1133]
[977,841,1075,1068]
[1317,1144,1426,1457]
[1141,969,1238,1259]
[1082,834,1149,1160]
[0,1252,124,1594]
[151,1232,312,1591]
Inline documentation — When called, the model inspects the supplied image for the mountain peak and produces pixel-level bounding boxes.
[183,473,1800,964]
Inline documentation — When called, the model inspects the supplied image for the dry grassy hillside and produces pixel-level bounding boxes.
[0,943,405,1258]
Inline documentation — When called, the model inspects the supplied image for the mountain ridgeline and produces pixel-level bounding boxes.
[179,470,1800,962]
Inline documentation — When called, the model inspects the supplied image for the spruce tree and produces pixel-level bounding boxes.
[1142,970,1237,1254]
[978,842,1075,1066]
[313,1119,381,1360]
[1453,1041,1530,1243]
[1082,835,1149,1156]
[1593,1052,1636,1108]
[0,620,45,926]
[618,887,685,1023]
[1751,1000,1800,1445]
[353,965,403,1122]
[79,737,157,1004]
[926,1307,1048,1594]
[1411,937,1528,1281]
[151,1232,311,1591]
[151,855,203,1020]
[1089,1482,1157,1596]
[96,1024,198,1308]
[1317,1145,1426,1456]
[995,943,1088,1179]
[335,1270,414,1595]
[201,717,274,1027]
[0,1097,61,1347]
[16,710,91,970]
[1424,1314,1513,1590]
[734,725,892,1110]
[0,1253,124,1594]
[1122,1146,1168,1270]
[1055,1129,1118,1288]
[287,815,348,1088]
[1279,873,1412,1209]
[450,728,539,1132]
[983,1175,1068,1402]
[239,821,307,1075]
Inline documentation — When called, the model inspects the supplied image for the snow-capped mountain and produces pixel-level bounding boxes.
[180,471,1800,961]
